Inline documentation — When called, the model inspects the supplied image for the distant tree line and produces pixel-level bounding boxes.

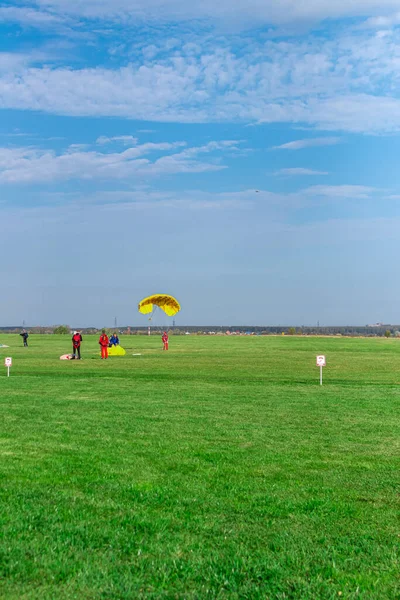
[0,325,399,337]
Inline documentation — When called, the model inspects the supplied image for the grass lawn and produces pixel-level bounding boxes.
[0,334,399,599]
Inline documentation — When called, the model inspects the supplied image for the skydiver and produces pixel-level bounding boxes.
[99,330,109,359]
[162,331,169,351]
[72,330,83,359]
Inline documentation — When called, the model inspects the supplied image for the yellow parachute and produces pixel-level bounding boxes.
[108,345,126,356]
[138,294,181,318]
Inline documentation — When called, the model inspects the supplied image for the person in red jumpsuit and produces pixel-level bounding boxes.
[72,330,82,359]
[162,331,169,351]
[99,330,109,359]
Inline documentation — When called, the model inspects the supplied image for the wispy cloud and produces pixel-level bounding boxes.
[302,185,376,199]
[273,138,341,151]
[0,6,64,28]
[56,189,255,211]
[2,4,400,134]
[2,24,400,133]
[14,185,380,213]
[29,0,400,28]
[0,139,239,184]
[0,52,36,73]
[96,135,138,145]
[363,12,400,28]
[275,168,329,176]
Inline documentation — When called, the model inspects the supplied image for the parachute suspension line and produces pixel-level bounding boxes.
[148,306,160,335]
[153,306,167,334]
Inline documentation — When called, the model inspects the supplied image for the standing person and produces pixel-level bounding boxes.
[162,331,169,351]
[20,329,29,347]
[72,330,82,360]
[99,330,109,359]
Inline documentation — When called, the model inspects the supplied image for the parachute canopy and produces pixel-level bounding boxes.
[138,294,181,318]
[108,345,126,357]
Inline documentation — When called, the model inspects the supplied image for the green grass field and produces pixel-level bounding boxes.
[0,334,399,599]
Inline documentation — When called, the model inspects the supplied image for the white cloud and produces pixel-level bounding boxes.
[13,185,380,212]
[302,185,375,198]
[70,189,255,211]
[309,95,400,133]
[67,143,89,151]
[273,138,341,151]
[0,6,63,27]
[1,186,393,256]
[1,5,400,133]
[0,139,238,184]
[31,0,400,28]
[275,168,329,176]
[1,27,400,133]
[0,52,35,73]
[96,135,138,145]
[363,12,400,28]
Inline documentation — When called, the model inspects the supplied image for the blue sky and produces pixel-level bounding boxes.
[1,1,400,327]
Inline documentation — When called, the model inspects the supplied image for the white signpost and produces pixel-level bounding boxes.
[316,355,326,385]
[4,356,12,377]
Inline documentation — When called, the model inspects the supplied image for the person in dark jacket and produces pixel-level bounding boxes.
[72,331,83,359]
[20,329,29,347]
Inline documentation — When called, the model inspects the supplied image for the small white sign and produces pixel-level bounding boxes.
[5,357,12,367]
[316,355,326,367]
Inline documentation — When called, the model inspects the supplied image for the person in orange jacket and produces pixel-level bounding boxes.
[162,331,169,351]
[99,329,109,359]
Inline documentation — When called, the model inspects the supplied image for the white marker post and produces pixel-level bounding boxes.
[316,355,326,385]
[5,356,12,377]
